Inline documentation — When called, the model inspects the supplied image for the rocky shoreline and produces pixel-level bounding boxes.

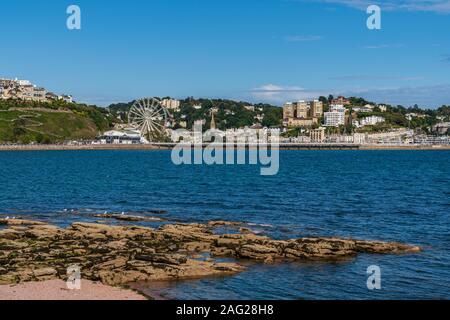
[0,218,421,294]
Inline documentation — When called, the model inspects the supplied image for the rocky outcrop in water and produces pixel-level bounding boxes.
[0,218,420,286]
[93,213,164,222]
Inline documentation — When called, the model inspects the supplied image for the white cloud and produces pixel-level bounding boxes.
[329,75,423,81]
[302,0,450,14]
[363,44,404,49]
[245,83,450,108]
[75,93,136,107]
[284,35,323,42]
[248,84,328,103]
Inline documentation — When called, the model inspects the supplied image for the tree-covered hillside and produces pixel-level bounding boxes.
[109,98,282,130]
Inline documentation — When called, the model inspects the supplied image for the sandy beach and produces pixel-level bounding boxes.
[0,279,147,300]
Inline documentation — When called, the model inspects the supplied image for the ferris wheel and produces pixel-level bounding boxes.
[128,98,170,140]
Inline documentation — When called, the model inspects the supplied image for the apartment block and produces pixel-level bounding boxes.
[310,100,323,118]
[296,100,309,118]
[161,98,181,111]
[324,111,345,127]
[283,102,295,119]
[310,127,326,142]
[282,99,324,128]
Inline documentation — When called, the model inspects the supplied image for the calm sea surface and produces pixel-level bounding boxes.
[0,150,449,299]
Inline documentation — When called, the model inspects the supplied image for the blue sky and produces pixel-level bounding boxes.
[0,0,449,107]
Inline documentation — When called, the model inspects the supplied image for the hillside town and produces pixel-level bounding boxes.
[0,77,73,103]
[0,76,449,147]
[279,96,449,145]
[100,96,450,146]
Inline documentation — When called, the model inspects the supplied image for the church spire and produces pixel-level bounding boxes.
[210,110,216,130]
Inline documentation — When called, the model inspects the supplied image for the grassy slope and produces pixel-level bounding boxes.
[0,110,100,143]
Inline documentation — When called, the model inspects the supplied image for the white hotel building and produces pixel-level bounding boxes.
[323,104,346,127]
[324,105,346,127]
[353,116,386,128]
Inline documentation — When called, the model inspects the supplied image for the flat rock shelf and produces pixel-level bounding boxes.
[0,218,421,289]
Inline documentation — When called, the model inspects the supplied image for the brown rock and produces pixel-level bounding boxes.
[0,219,46,226]
[211,247,235,257]
[24,225,62,239]
[183,241,211,252]
[33,268,57,278]
[95,257,128,270]
[215,237,241,249]
[238,244,280,260]
[208,221,242,227]
[0,229,22,240]
[135,253,188,265]
[93,214,163,222]
[0,219,421,290]
[0,240,28,250]
[239,227,253,234]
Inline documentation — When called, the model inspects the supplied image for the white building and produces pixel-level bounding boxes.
[16,79,32,86]
[326,134,354,143]
[352,105,374,113]
[324,111,345,127]
[360,116,385,126]
[353,133,367,144]
[171,126,280,144]
[98,129,144,144]
[194,119,206,126]
[254,114,264,122]
[406,113,429,121]
[329,104,346,112]
[366,129,414,144]
[292,136,312,143]
[60,95,73,103]
[353,116,385,127]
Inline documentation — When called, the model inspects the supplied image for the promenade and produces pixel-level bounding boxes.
[0,143,449,151]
